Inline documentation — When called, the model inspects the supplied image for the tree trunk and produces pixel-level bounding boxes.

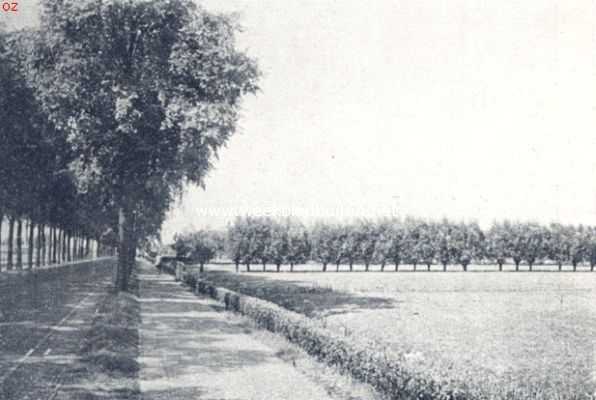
[7,217,14,270]
[395,262,399,272]
[498,263,503,272]
[66,231,71,262]
[200,263,204,273]
[558,262,562,272]
[322,262,327,272]
[427,263,431,272]
[442,263,447,272]
[69,232,73,261]
[126,232,137,282]
[381,261,385,272]
[63,229,67,263]
[462,264,468,272]
[528,262,533,272]
[46,226,51,265]
[66,232,71,262]
[70,232,74,262]
[24,220,29,265]
[235,262,239,273]
[262,262,266,272]
[35,224,42,267]
[290,262,294,272]
[28,221,34,269]
[246,263,251,272]
[515,261,520,272]
[48,226,56,265]
[16,218,23,270]
[59,229,64,263]
[72,235,76,261]
[96,237,101,259]
[50,228,55,263]
[79,235,82,259]
[365,261,369,272]
[336,262,340,272]
[573,262,577,272]
[116,207,132,291]
[40,225,46,266]
[277,263,281,272]
[52,228,58,264]
[85,237,90,258]
[56,229,60,263]
[349,260,353,272]
[0,212,3,271]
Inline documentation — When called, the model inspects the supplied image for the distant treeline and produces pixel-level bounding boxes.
[173,217,596,272]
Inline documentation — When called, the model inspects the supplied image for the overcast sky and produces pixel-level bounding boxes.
[5,1,596,241]
[165,0,596,241]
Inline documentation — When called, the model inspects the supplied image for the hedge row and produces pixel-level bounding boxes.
[175,217,596,272]
[174,269,473,400]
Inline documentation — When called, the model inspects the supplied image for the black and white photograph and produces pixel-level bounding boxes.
[1,1,595,399]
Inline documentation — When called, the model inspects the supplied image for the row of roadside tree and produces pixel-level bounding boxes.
[0,28,116,271]
[0,1,259,288]
[173,217,596,272]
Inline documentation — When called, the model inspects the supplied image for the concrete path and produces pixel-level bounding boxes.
[137,263,335,400]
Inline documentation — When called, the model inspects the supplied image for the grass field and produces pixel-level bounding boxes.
[200,264,596,399]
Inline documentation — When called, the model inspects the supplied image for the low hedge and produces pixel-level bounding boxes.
[180,271,471,400]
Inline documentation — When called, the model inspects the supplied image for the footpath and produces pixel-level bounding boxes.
[137,262,337,400]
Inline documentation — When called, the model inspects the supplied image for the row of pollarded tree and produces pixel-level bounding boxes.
[174,217,596,272]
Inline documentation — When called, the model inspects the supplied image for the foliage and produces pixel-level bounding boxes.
[0,26,111,269]
[28,0,260,289]
[180,217,596,272]
[310,221,336,270]
[173,229,222,270]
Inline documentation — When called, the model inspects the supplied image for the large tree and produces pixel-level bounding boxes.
[32,0,259,290]
[486,222,510,271]
[310,221,335,272]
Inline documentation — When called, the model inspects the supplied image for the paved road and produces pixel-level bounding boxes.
[0,259,115,400]
[138,263,337,400]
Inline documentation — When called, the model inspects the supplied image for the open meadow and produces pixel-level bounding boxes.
[200,264,596,399]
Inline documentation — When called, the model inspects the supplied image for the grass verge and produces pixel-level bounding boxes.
[66,268,141,400]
